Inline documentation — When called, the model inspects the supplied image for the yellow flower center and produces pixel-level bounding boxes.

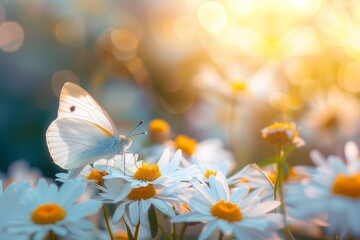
[211,200,242,222]
[262,122,298,146]
[114,232,128,240]
[268,172,277,184]
[128,185,157,200]
[32,203,66,224]
[231,82,247,92]
[332,173,360,199]
[267,122,294,131]
[87,170,109,185]
[133,163,162,181]
[204,170,217,179]
[175,135,197,156]
[149,119,171,143]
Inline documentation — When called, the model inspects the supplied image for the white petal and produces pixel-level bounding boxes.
[50,225,68,236]
[218,220,233,235]
[227,165,251,183]
[58,180,85,208]
[157,148,170,167]
[67,200,102,219]
[209,173,229,201]
[191,180,216,205]
[140,199,151,213]
[239,187,264,209]
[151,199,175,216]
[139,206,150,228]
[310,150,326,166]
[171,212,215,223]
[245,201,280,216]
[199,220,218,240]
[129,201,140,226]
[161,150,182,175]
[345,141,359,174]
[237,218,268,231]
[233,227,253,239]
[34,230,48,240]
[112,203,126,224]
[189,197,212,214]
[114,183,132,202]
[230,186,249,204]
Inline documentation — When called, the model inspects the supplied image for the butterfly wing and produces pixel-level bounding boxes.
[58,82,119,137]
[46,117,119,169]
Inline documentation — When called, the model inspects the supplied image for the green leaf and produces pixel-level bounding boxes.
[258,157,277,167]
[282,162,290,178]
[280,144,296,163]
[148,205,159,238]
[124,219,135,240]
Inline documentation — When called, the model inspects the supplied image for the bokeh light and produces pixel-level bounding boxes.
[197,1,228,33]
[0,21,24,52]
[55,16,85,46]
[51,70,80,96]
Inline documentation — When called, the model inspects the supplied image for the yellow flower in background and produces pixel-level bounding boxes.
[175,135,198,156]
[261,122,305,148]
[149,119,171,144]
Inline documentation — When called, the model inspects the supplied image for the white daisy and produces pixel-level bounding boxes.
[105,149,197,188]
[174,135,235,172]
[0,181,30,240]
[227,164,275,201]
[301,88,360,148]
[286,141,360,239]
[98,149,195,233]
[171,172,283,240]
[56,159,113,186]
[7,178,102,240]
[0,160,43,187]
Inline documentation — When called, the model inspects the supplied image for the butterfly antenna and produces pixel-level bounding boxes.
[127,120,144,138]
[129,131,148,138]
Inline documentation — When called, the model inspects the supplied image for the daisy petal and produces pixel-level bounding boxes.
[245,201,280,216]
[112,203,126,224]
[129,201,140,226]
[230,186,249,204]
[157,148,170,167]
[199,220,218,240]
[171,212,215,223]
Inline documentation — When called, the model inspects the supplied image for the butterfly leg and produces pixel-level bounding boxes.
[133,152,139,169]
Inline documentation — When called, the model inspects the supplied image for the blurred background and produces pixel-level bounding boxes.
[1,0,360,178]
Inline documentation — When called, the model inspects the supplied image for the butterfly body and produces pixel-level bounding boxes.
[46,82,131,170]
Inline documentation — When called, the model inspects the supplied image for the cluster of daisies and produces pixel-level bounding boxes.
[1,119,360,240]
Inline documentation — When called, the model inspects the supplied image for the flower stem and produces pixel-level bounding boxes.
[179,223,188,240]
[134,222,141,240]
[49,231,57,240]
[171,222,177,240]
[159,224,170,240]
[274,144,282,201]
[275,145,295,240]
[102,205,115,240]
[218,231,224,240]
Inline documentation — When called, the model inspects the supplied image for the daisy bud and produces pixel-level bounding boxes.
[175,135,197,156]
[149,119,171,144]
[261,122,305,148]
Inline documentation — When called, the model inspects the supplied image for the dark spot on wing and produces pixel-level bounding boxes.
[70,106,76,112]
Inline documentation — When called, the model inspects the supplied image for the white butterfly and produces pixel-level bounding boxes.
[46,82,133,171]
